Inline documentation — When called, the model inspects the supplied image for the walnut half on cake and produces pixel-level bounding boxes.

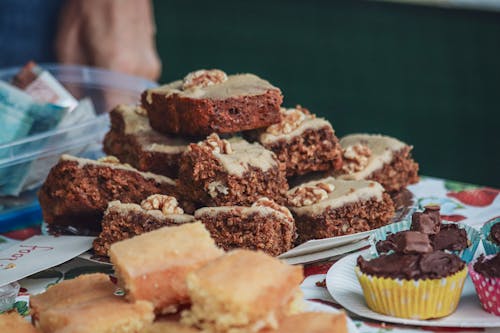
[335,134,419,192]
[287,177,395,244]
[141,69,283,136]
[248,106,343,177]
[178,134,288,206]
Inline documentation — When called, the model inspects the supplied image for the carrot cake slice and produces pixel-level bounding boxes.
[248,106,343,177]
[0,312,39,333]
[103,104,189,178]
[178,134,288,206]
[287,177,395,244]
[93,195,196,256]
[194,197,295,256]
[38,155,176,234]
[142,69,283,136]
[181,249,304,333]
[109,222,223,314]
[335,134,419,192]
[30,273,154,333]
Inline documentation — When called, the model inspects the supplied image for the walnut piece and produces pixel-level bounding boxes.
[199,133,232,154]
[266,105,310,135]
[97,156,121,164]
[134,106,148,116]
[141,194,184,215]
[252,197,293,221]
[342,143,372,173]
[182,69,228,90]
[287,182,335,207]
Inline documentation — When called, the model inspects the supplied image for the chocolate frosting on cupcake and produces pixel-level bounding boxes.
[473,253,500,278]
[431,224,469,251]
[489,223,500,245]
[357,251,465,280]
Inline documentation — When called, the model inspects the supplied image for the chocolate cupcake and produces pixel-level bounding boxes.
[357,231,467,319]
[481,218,500,255]
[371,205,480,263]
[468,253,500,316]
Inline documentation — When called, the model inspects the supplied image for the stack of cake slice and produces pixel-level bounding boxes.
[38,68,420,256]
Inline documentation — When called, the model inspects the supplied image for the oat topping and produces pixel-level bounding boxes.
[287,182,335,207]
[266,105,311,135]
[199,133,233,154]
[141,194,184,215]
[252,197,293,221]
[182,69,228,90]
[342,143,372,173]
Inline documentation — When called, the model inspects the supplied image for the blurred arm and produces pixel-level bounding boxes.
[55,0,161,81]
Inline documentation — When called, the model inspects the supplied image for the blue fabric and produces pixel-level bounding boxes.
[0,0,63,67]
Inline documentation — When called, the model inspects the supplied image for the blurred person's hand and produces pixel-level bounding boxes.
[55,0,161,81]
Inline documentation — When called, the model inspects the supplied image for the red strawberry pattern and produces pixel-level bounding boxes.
[3,227,41,240]
[447,188,499,207]
[441,214,467,222]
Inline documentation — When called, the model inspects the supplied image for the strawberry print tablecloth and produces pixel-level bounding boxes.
[1,176,499,332]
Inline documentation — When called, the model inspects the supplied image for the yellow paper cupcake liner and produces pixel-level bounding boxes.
[355,267,467,320]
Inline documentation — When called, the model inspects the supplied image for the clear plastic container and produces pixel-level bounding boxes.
[0,64,157,232]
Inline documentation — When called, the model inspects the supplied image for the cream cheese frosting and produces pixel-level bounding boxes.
[61,154,176,185]
[206,137,278,176]
[337,134,407,180]
[115,104,188,154]
[288,176,385,216]
[145,73,278,102]
[258,107,333,145]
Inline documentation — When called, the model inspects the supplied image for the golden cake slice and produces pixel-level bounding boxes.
[0,312,39,333]
[181,249,304,333]
[109,222,224,314]
[270,312,347,333]
[29,273,154,333]
[29,273,116,324]
[141,321,200,333]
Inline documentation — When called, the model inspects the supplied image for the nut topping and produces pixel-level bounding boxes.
[342,143,372,173]
[97,156,121,164]
[266,105,310,135]
[141,194,184,215]
[287,182,335,207]
[252,197,293,221]
[182,69,228,90]
[134,106,148,116]
[199,133,233,154]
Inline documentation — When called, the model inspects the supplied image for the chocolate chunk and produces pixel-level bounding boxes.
[411,205,441,235]
[419,251,465,278]
[357,253,421,279]
[357,251,465,280]
[489,223,500,245]
[473,253,500,278]
[376,231,433,254]
[394,231,433,254]
[432,224,469,251]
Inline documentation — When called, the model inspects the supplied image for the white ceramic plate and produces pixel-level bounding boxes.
[305,300,358,333]
[326,251,500,328]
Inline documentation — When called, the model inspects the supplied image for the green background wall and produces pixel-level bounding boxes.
[153,0,500,187]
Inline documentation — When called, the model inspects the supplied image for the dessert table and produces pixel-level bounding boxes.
[1,176,499,332]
